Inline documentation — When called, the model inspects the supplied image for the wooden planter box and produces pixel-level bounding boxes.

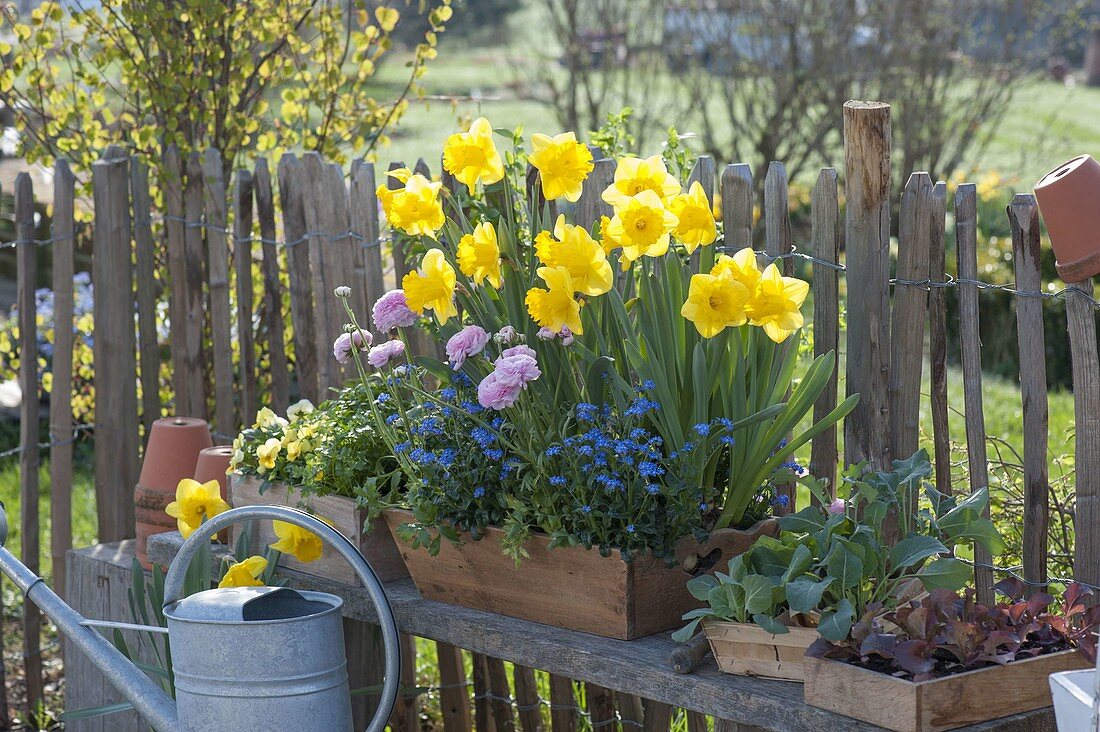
[703,619,819,681]
[229,474,408,585]
[803,650,1091,732]
[383,508,777,639]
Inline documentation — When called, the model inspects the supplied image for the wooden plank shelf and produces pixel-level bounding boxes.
[136,535,1056,732]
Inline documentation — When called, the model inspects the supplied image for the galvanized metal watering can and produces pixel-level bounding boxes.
[0,502,400,732]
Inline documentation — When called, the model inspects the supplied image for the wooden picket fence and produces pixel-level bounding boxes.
[4,99,1100,729]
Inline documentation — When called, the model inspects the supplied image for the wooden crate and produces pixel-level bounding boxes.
[803,650,1091,731]
[384,508,776,640]
[229,474,408,584]
[703,619,819,681]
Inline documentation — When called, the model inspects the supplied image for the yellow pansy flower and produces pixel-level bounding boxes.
[376,168,445,239]
[711,248,762,292]
[668,181,717,253]
[528,132,594,203]
[442,117,505,191]
[605,190,679,268]
[286,398,314,422]
[402,248,459,325]
[534,215,613,297]
[270,520,325,563]
[745,263,810,343]
[256,437,282,473]
[218,556,267,589]
[681,273,751,338]
[254,406,287,429]
[165,478,230,539]
[456,221,502,288]
[525,266,584,335]
[601,155,681,208]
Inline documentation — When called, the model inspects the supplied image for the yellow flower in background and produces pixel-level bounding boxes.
[598,215,620,255]
[257,437,282,472]
[254,406,287,429]
[668,181,717,253]
[457,221,503,288]
[218,556,268,589]
[165,478,230,539]
[526,266,584,335]
[377,169,445,238]
[528,131,594,202]
[681,273,751,338]
[270,520,325,563]
[711,248,762,292]
[442,117,505,191]
[534,215,613,297]
[601,155,681,208]
[403,248,459,325]
[745,263,810,343]
[606,190,679,268]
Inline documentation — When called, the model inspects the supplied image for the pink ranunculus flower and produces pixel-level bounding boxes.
[494,326,518,345]
[500,344,536,361]
[494,352,541,386]
[372,289,418,332]
[446,325,491,370]
[559,326,575,346]
[477,370,524,410]
[827,498,846,515]
[367,339,406,368]
[536,326,556,341]
[333,329,373,364]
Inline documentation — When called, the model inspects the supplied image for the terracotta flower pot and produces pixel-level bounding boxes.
[1034,154,1100,282]
[134,417,212,568]
[194,445,234,544]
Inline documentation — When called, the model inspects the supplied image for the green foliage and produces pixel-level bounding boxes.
[673,450,1006,644]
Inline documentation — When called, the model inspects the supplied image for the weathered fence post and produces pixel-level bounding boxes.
[234,168,257,422]
[50,160,76,603]
[842,100,892,470]
[253,158,290,415]
[720,164,753,251]
[92,154,139,542]
[185,151,210,418]
[277,153,319,404]
[957,185,994,603]
[1065,276,1100,590]
[809,168,840,497]
[763,161,794,513]
[202,149,237,438]
[131,159,161,441]
[927,182,951,494]
[350,160,386,333]
[16,172,43,721]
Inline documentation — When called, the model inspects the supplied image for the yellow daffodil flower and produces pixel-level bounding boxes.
[745,263,810,343]
[402,248,459,325]
[528,131,594,202]
[601,155,681,208]
[668,181,717,253]
[270,520,325,563]
[681,273,751,338]
[598,215,620,255]
[376,168,445,238]
[286,398,314,422]
[165,478,230,539]
[256,437,282,473]
[711,248,762,292]
[218,556,267,589]
[534,215,613,297]
[456,221,503,288]
[605,190,679,268]
[525,266,584,335]
[442,117,505,191]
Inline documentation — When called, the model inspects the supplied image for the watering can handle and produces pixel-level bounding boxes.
[0,500,7,548]
[162,505,401,732]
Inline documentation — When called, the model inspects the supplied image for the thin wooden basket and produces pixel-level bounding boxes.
[703,619,819,682]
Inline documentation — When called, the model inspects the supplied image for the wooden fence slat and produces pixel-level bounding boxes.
[842,100,892,470]
[92,156,139,539]
[390,633,420,732]
[253,158,289,414]
[576,157,615,230]
[184,151,209,419]
[202,149,237,436]
[617,693,644,730]
[1065,277,1100,590]
[957,184,994,604]
[234,168,257,422]
[928,182,952,495]
[16,173,43,722]
[809,168,840,498]
[164,145,206,418]
[1009,194,1050,593]
[277,153,319,404]
[437,642,472,732]
[585,683,615,730]
[888,172,933,467]
[687,710,708,732]
[350,160,386,333]
[548,674,576,732]
[486,656,516,732]
[131,159,160,440]
[513,665,543,732]
[473,652,496,732]
[641,699,672,732]
[688,155,716,271]
[721,164,753,251]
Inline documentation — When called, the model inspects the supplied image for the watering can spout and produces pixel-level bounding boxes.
[0,500,180,731]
